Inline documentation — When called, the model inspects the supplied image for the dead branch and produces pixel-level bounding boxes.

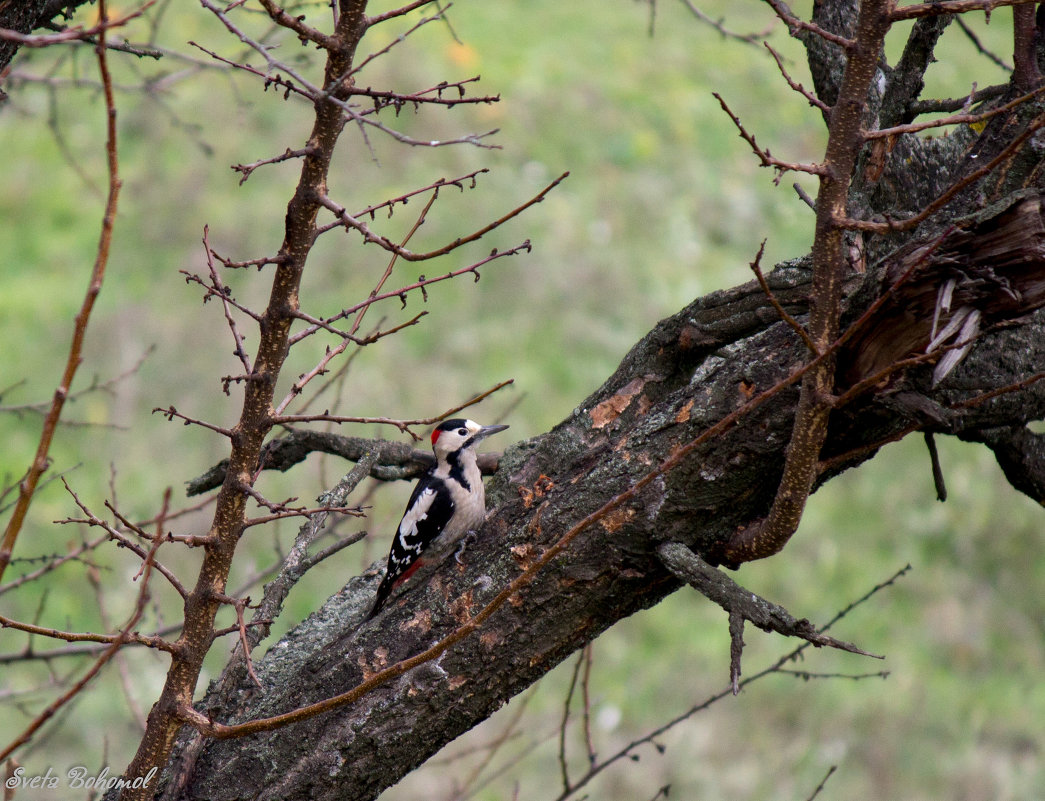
[548,565,906,801]
[657,542,880,675]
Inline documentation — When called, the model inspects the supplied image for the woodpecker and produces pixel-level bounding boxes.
[366,418,509,619]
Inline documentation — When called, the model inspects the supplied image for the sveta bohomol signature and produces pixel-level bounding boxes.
[5,765,158,792]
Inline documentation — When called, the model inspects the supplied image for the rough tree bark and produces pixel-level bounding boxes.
[69,2,1043,800]
[148,199,1045,801]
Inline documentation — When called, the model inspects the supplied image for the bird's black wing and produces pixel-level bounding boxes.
[366,475,455,619]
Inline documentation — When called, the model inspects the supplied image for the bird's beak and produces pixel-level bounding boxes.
[474,423,509,443]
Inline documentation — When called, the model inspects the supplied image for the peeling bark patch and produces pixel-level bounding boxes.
[450,591,475,621]
[590,376,648,428]
[358,647,389,681]
[635,393,651,416]
[599,505,635,533]
[479,630,502,650]
[401,609,432,634]
[518,474,555,508]
[675,398,695,423]
[738,379,756,400]
[448,675,467,691]
[678,322,716,350]
[510,542,538,569]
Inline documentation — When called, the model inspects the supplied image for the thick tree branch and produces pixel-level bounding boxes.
[151,208,1045,799]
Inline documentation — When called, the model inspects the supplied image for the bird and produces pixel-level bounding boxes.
[365,418,509,619]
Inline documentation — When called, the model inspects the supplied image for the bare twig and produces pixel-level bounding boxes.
[273,379,516,436]
[763,0,855,48]
[316,169,488,236]
[0,355,169,762]
[676,0,773,44]
[57,481,189,600]
[0,614,174,653]
[0,0,124,584]
[867,84,1045,140]
[152,405,235,437]
[257,0,337,50]
[316,171,567,261]
[955,16,1012,71]
[892,0,1039,22]
[764,41,831,112]
[805,765,839,801]
[201,226,253,372]
[366,0,441,26]
[86,564,148,730]
[0,533,108,598]
[232,147,318,184]
[557,650,585,794]
[713,92,826,181]
[748,239,819,353]
[0,346,154,419]
[548,566,910,801]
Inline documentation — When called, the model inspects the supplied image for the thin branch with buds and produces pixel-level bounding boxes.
[315,171,567,261]
[232,147,319,184]
[0,408,169,764]
[0,0,124,585]
[57,481,189,600]
[764,41,832,113]
[713,92,826,181]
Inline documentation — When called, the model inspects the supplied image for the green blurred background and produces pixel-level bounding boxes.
[0,1,1041,799]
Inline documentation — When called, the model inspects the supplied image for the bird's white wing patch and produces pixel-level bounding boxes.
[398,487,437,551]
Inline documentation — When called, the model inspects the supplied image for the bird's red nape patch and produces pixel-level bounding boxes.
[431,428,442,446]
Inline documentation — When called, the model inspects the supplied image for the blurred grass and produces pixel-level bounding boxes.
[0,1,1041,800]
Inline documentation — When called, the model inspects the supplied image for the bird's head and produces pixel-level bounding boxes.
[430,418,509,460]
